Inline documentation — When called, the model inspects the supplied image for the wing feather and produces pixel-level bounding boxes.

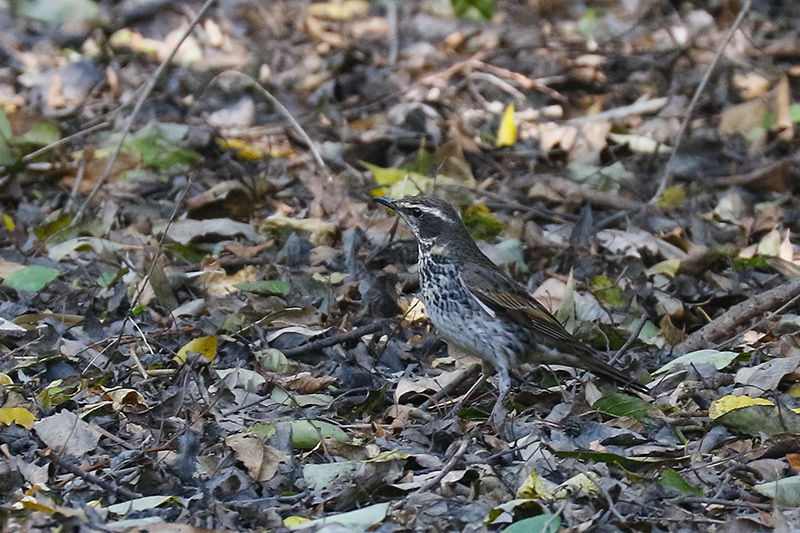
[460,261,649,394]
[460,262,580,346]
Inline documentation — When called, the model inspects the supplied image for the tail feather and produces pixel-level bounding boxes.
[581,355,648,394]
[548,339,648,394]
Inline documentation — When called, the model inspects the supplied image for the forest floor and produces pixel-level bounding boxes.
[3,0,800,531]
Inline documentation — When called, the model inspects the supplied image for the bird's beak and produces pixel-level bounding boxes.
[373,196,398,210]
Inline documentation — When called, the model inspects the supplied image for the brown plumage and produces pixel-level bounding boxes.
[375,195,647,427]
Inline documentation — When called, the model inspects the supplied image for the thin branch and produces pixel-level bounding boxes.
[280,320,393,357]
[46,451,140,501]
[73,0,218,223]
[676,275,800,355]
[610,314,648,364]
[649,0,753,204]
[213,71,327,171]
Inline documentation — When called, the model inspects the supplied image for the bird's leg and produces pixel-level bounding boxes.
[489,363,511,432]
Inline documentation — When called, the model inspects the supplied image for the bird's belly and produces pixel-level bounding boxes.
[419,264,527,368]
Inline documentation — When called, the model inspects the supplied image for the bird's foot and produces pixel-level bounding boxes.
[489,399,508,434]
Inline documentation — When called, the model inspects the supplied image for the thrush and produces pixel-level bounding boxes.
[375,195,647,428]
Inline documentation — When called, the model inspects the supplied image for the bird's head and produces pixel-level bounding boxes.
[374,195,474,255]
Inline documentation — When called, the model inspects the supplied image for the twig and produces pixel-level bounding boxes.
[676,275,800,355]
[385,0,398,65]
[46,451,140,500]
[418,362,482,411]
[649,0,753,204]
[567,97,668,125]
[610,314,648,364]
[449,184,578,224]
[22,122,111,164]
[467,72,527,105]
[213,71,327,171]
[64,156,86,213]
[279,320,393,357]
[73,0,217,223]
[392,437,470,507]
[677,496,774,510]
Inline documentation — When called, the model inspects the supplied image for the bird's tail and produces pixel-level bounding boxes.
[579,353,649,395]
[547,339,648,394]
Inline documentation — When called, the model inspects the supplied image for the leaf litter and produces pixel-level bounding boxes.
[3,0,800,531]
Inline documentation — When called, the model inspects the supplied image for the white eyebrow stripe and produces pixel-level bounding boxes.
[410,204,454,221]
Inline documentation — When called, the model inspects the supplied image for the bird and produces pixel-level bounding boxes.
[374,195,647,429]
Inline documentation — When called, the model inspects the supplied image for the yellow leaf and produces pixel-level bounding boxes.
[402,297,427,322]
[284,516,312,527]
[0,407,36,429]
[646,258,681,277]
[709,395,774,419]
[0,372,12,386]
[552,472,600,499]
[655,186,685,209]
[217,138,264,160]
[787,383,800,398]
[495,104,517,147]
[175,335,218,364]
[259,213,337,246]
[3,214,14,231]
[307,0,369,20]
[516,471,556,499]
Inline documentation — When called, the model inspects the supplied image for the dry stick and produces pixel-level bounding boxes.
[213,71,327,171]
[280,320,392,357]
[566,97,668,125]
[418,362,482,412]
[676,275,800,356]
[609,314,648,365]
[64,156,86,213]
[45,451,140,500]
[386,0,398,65]
[649,0,753,204]
[73,0,217,224]
[387,437,470,514]
[22,122,111,164]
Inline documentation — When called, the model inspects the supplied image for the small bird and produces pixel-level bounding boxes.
[375,195,647,428]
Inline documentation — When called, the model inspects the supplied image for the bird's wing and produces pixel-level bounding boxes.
[460,260,648,394]
[460,260,583,348]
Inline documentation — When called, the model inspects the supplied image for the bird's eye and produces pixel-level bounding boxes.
[408,207,423,218]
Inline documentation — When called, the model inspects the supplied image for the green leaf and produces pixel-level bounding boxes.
[592,393,658,422]
[0,109,11,140]
[124,122,200,169]
[2,265,59,291]
[290,420,349,450]
[0,111,12,166]
[732,256,770,271]
[285,502,389,531]
[714,404,800,437]
[653,349,739,376]
[236,280,291,296]
[18,0,99,24]
[248,420,349,450]
[462,204,506,241]
[451,0,496,19]
[754,475,800,506]
[660,469,703,495]
[12,122,60,147]
[33,212,74,242]
[504,514,561,533]
[590,275,626,308]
